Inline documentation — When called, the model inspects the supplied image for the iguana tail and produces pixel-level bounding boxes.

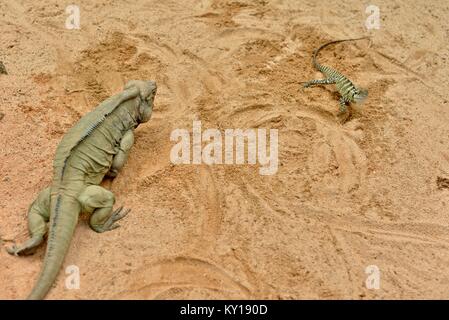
[313,37,369,69]
[27,193,80,300]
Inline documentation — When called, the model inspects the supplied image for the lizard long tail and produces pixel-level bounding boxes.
[313,36,370,69]
[27,194,80,300]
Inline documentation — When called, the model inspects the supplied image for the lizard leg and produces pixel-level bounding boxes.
[105,129,135,179]
[78,185,130,233]
[7,187,50,256]
[303,78,336,88]
[338,96,348,115]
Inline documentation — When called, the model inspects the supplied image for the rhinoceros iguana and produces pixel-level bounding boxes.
[7,80,157,299]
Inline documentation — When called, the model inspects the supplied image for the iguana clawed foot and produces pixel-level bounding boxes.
[7,244,25,256]
[6,235,44,256]
[91,206,131,233]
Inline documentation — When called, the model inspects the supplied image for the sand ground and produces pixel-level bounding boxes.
[1,0,449,299]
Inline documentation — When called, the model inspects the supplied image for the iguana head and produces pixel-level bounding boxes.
[353,87,368,104]
[124,80,157,123]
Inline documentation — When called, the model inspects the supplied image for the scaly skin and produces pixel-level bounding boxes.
[6,80,157,300]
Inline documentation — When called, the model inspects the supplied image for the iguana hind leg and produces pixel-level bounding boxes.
[7,187,50,256]
[78,185,130,233]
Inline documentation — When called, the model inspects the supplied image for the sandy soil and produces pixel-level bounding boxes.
[1,0,449,299]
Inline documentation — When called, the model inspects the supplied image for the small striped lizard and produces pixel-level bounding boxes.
[303,37,369,117]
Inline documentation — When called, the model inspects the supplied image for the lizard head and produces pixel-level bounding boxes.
[353,87,368,104]
[124,80,157,123]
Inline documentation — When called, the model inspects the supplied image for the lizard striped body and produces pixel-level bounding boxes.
[303,37,369,115]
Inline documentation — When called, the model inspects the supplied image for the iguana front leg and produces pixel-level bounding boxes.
[78,185,130,233]
[6,187,50,255]
[106,129,135,178]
